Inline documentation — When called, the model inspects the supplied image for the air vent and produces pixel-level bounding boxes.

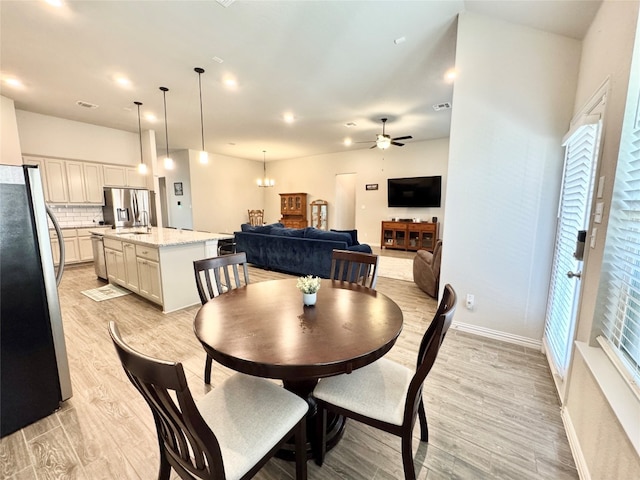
[76,100,98,109]
[432,102,451,111]
[216,0,236,7]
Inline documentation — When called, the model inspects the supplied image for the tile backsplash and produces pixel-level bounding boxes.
[49,205,104,228]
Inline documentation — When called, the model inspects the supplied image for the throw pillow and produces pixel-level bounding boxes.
[304,227,353,245]
[271,226,306,237]
[331,229,359,245]
[240,222,283,234]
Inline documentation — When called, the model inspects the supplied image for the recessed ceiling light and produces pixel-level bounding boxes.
[223,77,238,89]
[283,113,295,124]
[445,69,457,82]
[44,0,63,7]
[144,113,157,122]
[394,36,406,45]
[4,78,23,88]
[115,76,131,87]
[344,138,352,146]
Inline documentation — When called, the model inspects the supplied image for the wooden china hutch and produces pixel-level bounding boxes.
[279,193,308,228]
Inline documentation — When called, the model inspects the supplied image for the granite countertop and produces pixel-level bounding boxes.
[91,227,233,248]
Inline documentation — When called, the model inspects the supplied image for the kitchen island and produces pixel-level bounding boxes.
[93,227,233,313]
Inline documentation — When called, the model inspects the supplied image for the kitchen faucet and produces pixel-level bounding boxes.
[141,210,151,233]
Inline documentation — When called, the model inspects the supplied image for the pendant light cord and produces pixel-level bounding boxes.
[160,87,170,158]
[134,101,143,164]
[195,67,205,151]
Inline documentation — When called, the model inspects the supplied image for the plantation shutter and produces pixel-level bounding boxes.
[544,120,600,377]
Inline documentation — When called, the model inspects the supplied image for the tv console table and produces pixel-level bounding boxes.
[381,221,439,252]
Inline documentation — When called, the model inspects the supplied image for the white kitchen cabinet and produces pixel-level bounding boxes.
[22,157,50,202]
[50,228,80,265]
[65,161,104,204]
[122,242,139,293]
[126,167,147,188]
[105,248,126,285]
[77,229,94,261]
[103,165,126,186]
[45,159,69,203]
[137,258,162,304]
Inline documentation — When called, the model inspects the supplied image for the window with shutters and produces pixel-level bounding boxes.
[596,56,640,388]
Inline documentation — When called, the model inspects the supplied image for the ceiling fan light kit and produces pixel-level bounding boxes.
[365,118,413,150]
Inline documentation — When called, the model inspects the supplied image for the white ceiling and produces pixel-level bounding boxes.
[0,0,601,162]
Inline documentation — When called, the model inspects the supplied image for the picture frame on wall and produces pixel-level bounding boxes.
[174,182,183,196]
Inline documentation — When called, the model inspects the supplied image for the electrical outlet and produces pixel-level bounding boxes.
[466,294,474,310]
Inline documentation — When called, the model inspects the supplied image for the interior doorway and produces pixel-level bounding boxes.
[335,173,356,229]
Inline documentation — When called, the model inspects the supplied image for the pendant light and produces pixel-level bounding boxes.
[159,87,174,170]
[134,101,147,175]
[257,150,275,187]
[194,67,208,164]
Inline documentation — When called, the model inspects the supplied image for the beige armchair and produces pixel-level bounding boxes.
[413,240,442,298]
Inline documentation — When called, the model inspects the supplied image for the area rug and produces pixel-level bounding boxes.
[377,255,414,282]
[81,284,131,302]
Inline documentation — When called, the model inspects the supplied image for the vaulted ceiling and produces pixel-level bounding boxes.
[0,1,601,161]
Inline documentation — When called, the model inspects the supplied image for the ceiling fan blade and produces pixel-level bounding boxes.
[369,144,377,149]
[391,141,405,147]
[392,135,412,141]
[355,140,375,144]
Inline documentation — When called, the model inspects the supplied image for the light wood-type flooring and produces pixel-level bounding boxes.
[1,256,578,479]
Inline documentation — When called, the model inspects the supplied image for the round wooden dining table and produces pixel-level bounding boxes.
[193,277,403,459]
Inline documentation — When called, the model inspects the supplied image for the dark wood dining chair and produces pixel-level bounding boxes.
[108,321,308,480]
[312,284,457,480]
[193,252,249,383]
[248,209,264,226]
[329,249,380,289]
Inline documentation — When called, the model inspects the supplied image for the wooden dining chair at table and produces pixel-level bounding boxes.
[329,249,380,289]
[193,252,250,384]
[312,284,457,480]
[108,321,308,480]
[248,209,264,226]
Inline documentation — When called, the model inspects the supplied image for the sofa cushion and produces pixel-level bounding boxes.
[345,244,373,253]
[331,229,359,245]
[304,228,353,246]
[271,227,306,237]
[240,222,283,234]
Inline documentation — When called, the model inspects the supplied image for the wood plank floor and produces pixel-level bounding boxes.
[1,260,578,480]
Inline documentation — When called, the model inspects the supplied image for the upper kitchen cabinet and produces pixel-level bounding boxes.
[43,159,69,203]
[103,165,147,188]
[66,161,103,204]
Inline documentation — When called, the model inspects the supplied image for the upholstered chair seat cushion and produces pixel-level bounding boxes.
[313,357,413,426]
[197,374,308,480]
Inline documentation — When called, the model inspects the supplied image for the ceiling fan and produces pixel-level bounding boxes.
[360,118,413,150]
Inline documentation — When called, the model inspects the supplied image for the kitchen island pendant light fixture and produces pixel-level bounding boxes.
[257,150,275,187]
[134,101,147,175]
[159,87,174,170]
[194,67,208,164]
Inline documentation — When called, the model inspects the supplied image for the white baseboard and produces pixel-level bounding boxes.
[561,407,591,480]
[451,320,542,350]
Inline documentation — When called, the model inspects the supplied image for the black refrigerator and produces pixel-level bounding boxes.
[0,164,72,438]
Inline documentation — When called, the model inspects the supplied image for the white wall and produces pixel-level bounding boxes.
[16,110,138,165]
[442,12,581,344]
[159,150,194,230]
[189,150,265,234]
[1,96,22,165]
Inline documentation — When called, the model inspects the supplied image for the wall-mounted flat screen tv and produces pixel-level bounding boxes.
[387,176,442,207]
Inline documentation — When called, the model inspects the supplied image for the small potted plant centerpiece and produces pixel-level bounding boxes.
[296,275,321,306]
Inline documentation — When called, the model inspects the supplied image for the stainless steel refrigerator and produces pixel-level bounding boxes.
[102,187,156,229]
[0,164,72,438]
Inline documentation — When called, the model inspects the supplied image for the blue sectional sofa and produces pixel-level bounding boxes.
[234,223,372,278]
